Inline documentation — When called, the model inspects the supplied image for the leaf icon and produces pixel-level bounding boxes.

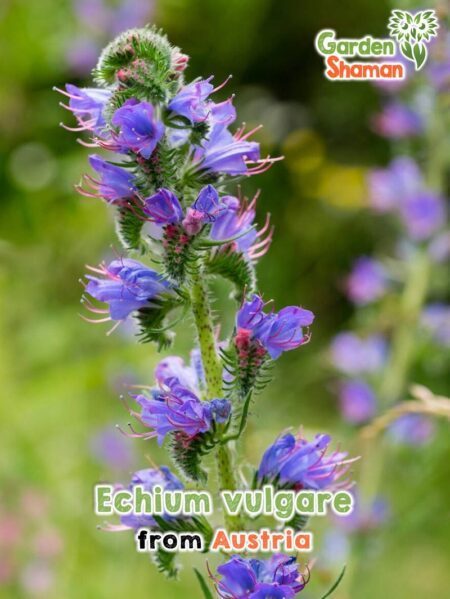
[413,42,427,70]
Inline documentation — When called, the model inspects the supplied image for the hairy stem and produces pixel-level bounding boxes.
[190,266,243,531]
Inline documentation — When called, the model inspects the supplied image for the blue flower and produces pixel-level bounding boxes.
[236,294,314,360]
[84,258,171,321]
[143,189,184,225]
[194,124,261,175]
[214,554,308,598]
[86,155,136,203]
[134,377,231,445]
[182,185,227,235]
[119,467,184,530]
[257,432,355,491]
[143,185,227,236]
[112,99,165,158]
[59,84,111,134]
[210,194,272,260]
[168,78,214,122]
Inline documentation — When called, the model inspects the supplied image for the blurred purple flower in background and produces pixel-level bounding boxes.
[331,332,388,374]
[214,554,309,598]
[421,303,450,347]
[371,102,423,139]
[399,191,446,241]
[90,427,134,470]
[67,0,155,74]
[345,257,388,305]
[338,380,377,424]
[427,31,450,91]
[338,492,390,533]
[388,413,436,446]
[368,157,422,214]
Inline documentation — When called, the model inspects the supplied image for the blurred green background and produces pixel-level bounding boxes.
[0,0,449,597]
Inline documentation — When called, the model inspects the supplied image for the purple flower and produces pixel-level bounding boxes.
[372,102,423,139]
[143,185,229,236]
[257,433,354,491]
[421,303,450,346]
[119,467,184,530]
[427,32,450,91]
[345,257,388,305]
[59,84,111,134]
[86,155,136,203]
[154,355,199,391]
[168,78,214,122]
[111,99,165,158]
[143,189,184,225]
[90,427,134,470]
[236,294,314,360]
[134,378,231,445]
[84,258,171,321]
[338,380,377,424]
[330,333,388,374]
[338,491,389,533]
[194,123,261,176]
[399,191,446,241]
[368,157,422,213]
[182,185,227,235]
[388,413,435,446]
[215,554,308,598]
[210,195,272,260]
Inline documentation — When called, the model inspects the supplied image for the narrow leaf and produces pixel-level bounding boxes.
[194,568,214,599]
[320,565,346,599]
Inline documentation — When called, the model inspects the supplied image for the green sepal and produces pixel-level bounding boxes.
[205,248,256,298]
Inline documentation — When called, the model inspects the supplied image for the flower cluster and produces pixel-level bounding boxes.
[130,354,231,445]
[60,25,350,597]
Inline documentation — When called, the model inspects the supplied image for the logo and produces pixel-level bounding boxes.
[388,10,438,70]
[315,10,439,81]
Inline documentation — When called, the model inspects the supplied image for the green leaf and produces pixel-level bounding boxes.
[152,548,179,579]
[116,207,144,252]
[169,430,218,482]
[400,41,414,60]
[413,42,427,70]
[136,291,187,349]
[205,249,256,298]
[320,565,347,599]
[194,568,214,599]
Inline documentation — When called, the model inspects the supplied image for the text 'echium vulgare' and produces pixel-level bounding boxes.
[57,25,354,597]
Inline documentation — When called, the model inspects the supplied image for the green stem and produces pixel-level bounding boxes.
[190,266,243,531]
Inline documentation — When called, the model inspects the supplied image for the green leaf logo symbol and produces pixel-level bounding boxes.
[388,9,439,70]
